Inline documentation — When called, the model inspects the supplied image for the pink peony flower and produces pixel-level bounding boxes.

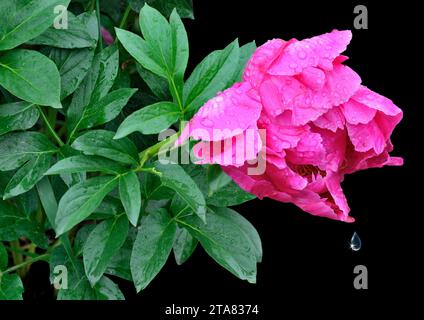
[178,30,403,222]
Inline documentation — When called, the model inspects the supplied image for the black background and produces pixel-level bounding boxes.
[18,0,421,316]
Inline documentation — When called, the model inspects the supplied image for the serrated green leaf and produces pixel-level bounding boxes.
[155,163,206,222]
[0,101,39,136]
[55,176,119,235]
[0,50,61,108]
[0,0,71,51]
[0,132,57,171]
[115,102,180,138]
[119,172,141,226]
[83,215,129,285]
[131,208,176,291]
[46,155,126,175]
[72,130,139,165]
[0,274,24,300]
[3,153,52,199]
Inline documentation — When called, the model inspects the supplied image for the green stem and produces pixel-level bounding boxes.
[169,77,184,114]
[37,106,64,147]
[119,5,132,29]
[0,254,50,276]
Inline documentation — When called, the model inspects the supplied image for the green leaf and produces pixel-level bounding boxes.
[0,132,57,171]
[28,12,97,48]
[0,274,24,300]
[119,172,141,226]
[83,214,129,285]
[173,226,197,265]
[92,196,123,218]
[115,102,180,138]
[0,0,71,51]
[207,180,256,207]
[0,243,7,270]
[67,45,119,139]
[71,130,139,165]
[49,48,95,99]
[183,40,240,115]
[136,64,170,100]
[73,223,96,256]
[129,0,194,19]
[36,177,58,228]
[0,101,39,136]
[178,207,261,283]
[3,153,52,199]
[46,155,126,175]
[155,163,206,222]
[0,200,48,248]
[52,248,124,300]
[116,5,188,85]
[0,49,61,108]
[105,228,137,281]
[131,208,176,291]
[115,28,167,78]
[232,41,256,84]
[47,12,98,99]
[72,88,137,133]
[55,176,119,235]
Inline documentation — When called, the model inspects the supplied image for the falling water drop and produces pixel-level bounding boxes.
[350,232,362,251]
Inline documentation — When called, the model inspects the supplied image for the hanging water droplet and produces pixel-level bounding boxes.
[350,232,361,251]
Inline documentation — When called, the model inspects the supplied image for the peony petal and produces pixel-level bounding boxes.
[177,82,262,145]
[243,39,288,88]
[268,30,352,76]
[313,107,346,132]
[342,99,377,125]
[192,125,262,166]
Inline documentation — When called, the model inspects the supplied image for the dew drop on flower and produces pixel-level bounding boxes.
[350,232,361,251]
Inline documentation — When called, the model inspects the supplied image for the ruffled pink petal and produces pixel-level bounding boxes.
[290,62,361,125]
[313,107,346,132]
[285,132,326,167]
[342,99,377,125]
[313,126,347,172]
[243,39,288,88]
[192,125,262,166]
[268,30,352,76]
[352,86,402,116]
[177,82,262,145]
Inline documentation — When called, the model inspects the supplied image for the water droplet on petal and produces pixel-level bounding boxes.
[350,232,361,251]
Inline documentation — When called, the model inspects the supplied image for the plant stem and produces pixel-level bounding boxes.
[119,5,132,29]
[0,254,50,276]
[38,106,64,147]
[10,240,24,277]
